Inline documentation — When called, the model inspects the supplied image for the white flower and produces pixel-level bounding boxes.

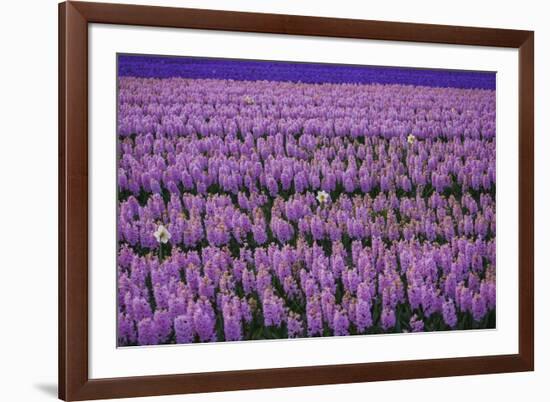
[154,224,171,244]
[407,134,416,144]
[316,190,330,205]
[243,95,255,105]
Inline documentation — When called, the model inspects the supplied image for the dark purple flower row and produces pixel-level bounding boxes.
[118,55,496,90]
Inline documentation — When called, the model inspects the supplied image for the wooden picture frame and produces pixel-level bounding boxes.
[59,1,534,400]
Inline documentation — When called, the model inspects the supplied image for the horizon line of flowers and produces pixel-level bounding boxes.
[118,55,496,90]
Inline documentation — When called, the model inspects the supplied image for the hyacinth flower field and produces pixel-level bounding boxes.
[117,55,497,346]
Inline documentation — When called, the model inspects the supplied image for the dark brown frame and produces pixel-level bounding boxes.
[59,1,534,400]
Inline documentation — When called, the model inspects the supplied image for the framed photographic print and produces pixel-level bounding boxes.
[59,1,534,400]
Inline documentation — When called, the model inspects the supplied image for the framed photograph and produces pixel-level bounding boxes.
[59,1,534,400]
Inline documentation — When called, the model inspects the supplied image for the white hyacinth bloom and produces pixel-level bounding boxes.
[154,224,171,244]
[407,134,416,144]
[316,190,330,205]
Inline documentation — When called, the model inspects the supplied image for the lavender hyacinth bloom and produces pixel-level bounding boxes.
[193,301,217,342]
[480,280,497,310]
[457,285,473,313]
[381,308,396,331]
[355,300,373,332]
[442,299,458,328]
[271,218,294,244]
[310,215,325,241]
[262,288,286,327]
[137,318,159,345]
[409,314,424,332]
[306,297,323,337]
[118,313,137,345]
[154,310,172,343]
[333,309,350,336]
[174,314,194,344]
[222,298,243,341]
[472,293,487,322]
[287,312,304,338]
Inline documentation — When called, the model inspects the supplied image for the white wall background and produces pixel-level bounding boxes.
[0,0,545,401]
